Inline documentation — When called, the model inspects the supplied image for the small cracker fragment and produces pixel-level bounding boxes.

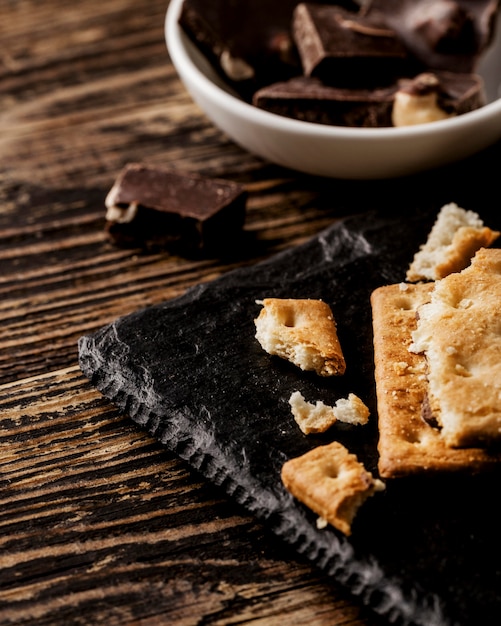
[334,394,370,426]
[281,441,385,536]
[254,298,346,376]
[289,390,369,435]
[406,202,499,282]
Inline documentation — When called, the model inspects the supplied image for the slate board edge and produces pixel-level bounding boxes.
[78,200,455,626]
[78,336,451,626]
[76,210,458,626]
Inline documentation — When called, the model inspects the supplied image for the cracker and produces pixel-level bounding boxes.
[281,441,385,536]
[289,390,369,435]
[371,279,501,478]
[406,202,499,282]
[254,298,346,376]
[410,248,501,448]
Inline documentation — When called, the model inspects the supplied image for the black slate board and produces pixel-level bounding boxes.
[78,203,501,626]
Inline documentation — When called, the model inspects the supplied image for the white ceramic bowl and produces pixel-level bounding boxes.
[165,0,501,179]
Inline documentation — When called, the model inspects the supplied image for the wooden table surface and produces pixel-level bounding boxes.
[2,2,500,625]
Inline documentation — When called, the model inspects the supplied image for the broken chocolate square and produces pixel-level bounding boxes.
[292,3,415,87]
[253,69,484,127]
[178,0,361,100]
[362,0,500,73]
[253,76,397,127]
[105,163,247,254]
[178,0,302,100]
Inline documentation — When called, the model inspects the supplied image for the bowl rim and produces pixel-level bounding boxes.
[165,0,501,141]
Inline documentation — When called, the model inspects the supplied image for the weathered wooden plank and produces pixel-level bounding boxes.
[0,0,385,623]
[0,169,343,385]
[0,367,380,626]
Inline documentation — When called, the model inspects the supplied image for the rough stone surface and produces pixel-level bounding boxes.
[79,206,501,626]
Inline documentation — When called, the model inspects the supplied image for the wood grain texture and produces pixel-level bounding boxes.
[0,368,382,626]
[0,1,387,624]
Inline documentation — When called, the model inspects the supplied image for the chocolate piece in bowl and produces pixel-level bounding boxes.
[178,0,301,100]
[292,3,414,87]
[253,70,484,127]
[177,0,361,100]
[105,163,247,254]
[253,76,397,126]
[362,0,500,73]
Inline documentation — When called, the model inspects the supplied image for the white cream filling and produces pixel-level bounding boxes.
[105,201,138,224]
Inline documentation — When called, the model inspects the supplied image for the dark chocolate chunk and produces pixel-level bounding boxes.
[253,70,484,127]
[362,0,500,73]
[178,0,301,100]
[396,70,485,116]
[253,75,397,126]
[178,0,360,100]
[437,71,486,115]
[292,3,415,86]
[105,163,247,254]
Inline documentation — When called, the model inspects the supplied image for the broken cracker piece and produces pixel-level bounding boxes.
[254,298,346,376]
[334,394,370,426]
[281,441,385,536]
[289,390,369,434]
[406,202,499,282]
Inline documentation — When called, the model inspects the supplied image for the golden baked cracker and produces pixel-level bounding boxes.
[410,248,501,448]
[371,281,501,478]
[281,441,384,536]
[254,298,346,376]
[434,225,500,278]
[406,202,500,282]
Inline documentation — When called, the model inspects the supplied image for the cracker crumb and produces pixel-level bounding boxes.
[289,391,337,434]
[289,391,369,434]
[394,361,409,375]
[334,394,370,426]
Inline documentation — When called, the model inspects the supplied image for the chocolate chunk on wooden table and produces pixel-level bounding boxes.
[105,163,247,254]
